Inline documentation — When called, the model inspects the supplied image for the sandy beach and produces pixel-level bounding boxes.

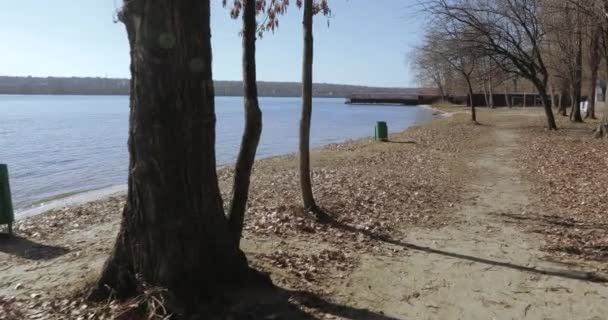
[1,105,607,319]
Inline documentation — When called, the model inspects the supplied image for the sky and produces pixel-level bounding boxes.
[0,0,424,87]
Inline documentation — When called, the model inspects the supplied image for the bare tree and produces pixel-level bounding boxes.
[299,0,330,213]
[223,0,265,247]
[410,46,454,100]
[424,0,558,129]
[420,31,480,122]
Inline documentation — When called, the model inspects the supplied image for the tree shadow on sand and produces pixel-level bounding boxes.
[316,208,608,284]
[385,140,417,144]
[229,285,400,320]
[0,234,70,260]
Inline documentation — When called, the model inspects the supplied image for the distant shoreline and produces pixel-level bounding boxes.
[0,75,424,97]
[0,93,345,98]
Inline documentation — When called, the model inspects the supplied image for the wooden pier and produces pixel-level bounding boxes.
[345,94,443,106]
[345,94,420,105]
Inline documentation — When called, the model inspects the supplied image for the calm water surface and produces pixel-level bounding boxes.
[0,95,435,210]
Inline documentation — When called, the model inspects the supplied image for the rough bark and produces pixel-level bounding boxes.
[227,0,263,249]
[89,0,248,303]
[299,0,317,211]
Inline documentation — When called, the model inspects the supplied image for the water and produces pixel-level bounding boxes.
[0,95,435,211]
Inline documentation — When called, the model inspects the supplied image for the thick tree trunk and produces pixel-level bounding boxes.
[300,0,317,211]
[89,0,247,303]
[228,0,263,249]
[466,78,477,123]
[505,84,511,108]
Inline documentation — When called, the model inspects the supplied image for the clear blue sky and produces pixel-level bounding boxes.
[0,1,423,87]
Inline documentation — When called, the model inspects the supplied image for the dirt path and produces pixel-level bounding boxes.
[337,127,608,320]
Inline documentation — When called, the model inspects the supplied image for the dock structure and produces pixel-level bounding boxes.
[345,94,422,105]
[346,93,441,106]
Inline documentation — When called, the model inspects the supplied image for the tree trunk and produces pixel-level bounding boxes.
[300,0,317,211]
[569,92,576,119]
[89,0,248,303]
[482,81,490,108]
[523,92,527,108]
[228,0,263,249]
[571,13,584,123]
[534,81,558,130]
[505,84,511,108]
[571,88,583,122]
[550,83,556,109]
[433,72,446,101]
[559,90,569,116]
[587,29,600,119]
[488,77,494,108]
[466,78,477,123]
[437,81,446,101]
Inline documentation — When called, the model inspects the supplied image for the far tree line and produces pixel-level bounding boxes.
[0,76,407,97]
[411,0,608,136]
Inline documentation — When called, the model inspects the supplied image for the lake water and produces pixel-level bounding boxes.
[0,95,435,211]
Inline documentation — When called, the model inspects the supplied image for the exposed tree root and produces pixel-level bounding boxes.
[307,204,332,222]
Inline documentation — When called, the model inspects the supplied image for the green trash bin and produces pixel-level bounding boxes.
[0,164,14,234]
[375,121,388,142]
